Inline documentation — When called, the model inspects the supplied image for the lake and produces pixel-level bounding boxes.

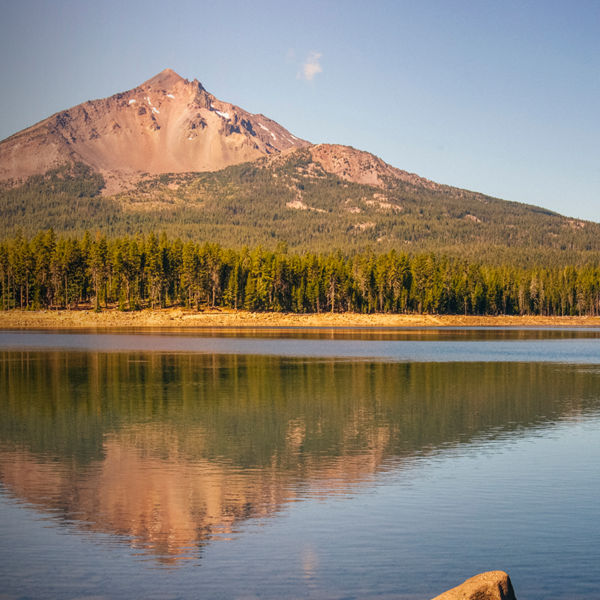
[0,328,599,599]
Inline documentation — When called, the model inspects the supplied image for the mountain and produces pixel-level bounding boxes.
[0,69,598,264]
[0,68,308,192]
[305,144,441,190]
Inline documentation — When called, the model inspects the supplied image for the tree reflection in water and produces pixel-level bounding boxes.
[1,351,599,563]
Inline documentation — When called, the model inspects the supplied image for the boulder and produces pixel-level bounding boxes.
[431,570,517,600]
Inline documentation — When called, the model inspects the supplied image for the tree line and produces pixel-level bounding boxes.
[1,230,599,316]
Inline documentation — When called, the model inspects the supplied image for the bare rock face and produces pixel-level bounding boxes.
[0,68,445,198]
[308,143,442,191]
[430,571,517,600]
[0,68,309,190]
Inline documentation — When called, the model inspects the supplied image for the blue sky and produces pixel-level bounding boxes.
[1,0,598,221]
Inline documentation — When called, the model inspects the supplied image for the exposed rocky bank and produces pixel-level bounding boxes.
[432,571,517,600]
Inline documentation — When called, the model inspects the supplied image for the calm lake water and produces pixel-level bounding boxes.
[0,328,599,599]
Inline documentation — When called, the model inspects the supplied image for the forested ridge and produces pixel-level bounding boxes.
[3,155,599,316]
[2,230,600,316]
[2,154,600,266]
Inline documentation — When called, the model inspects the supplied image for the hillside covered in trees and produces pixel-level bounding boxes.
[2,231,599,316]
[1,148,599,267]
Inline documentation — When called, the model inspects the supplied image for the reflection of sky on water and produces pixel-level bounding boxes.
[1,330,600,362]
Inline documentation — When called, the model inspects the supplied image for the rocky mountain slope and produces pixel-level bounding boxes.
[0,68,309,192]
[306,144,442,190]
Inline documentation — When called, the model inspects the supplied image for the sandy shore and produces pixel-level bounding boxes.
[1,308,599,329]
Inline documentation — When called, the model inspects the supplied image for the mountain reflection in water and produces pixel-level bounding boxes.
[1,351,599,563]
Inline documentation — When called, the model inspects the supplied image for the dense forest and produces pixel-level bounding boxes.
[2,155,600,266]
[2,230,599,316]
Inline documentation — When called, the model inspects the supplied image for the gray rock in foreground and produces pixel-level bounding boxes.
[431,571,517,600]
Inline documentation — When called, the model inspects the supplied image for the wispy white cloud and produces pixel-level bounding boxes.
[298,51,322,81]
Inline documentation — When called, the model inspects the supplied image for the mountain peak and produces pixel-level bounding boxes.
[0,67,308,188]
[142,68,185,89]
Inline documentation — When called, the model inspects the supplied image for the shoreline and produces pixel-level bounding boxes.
[1,308,599,330]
